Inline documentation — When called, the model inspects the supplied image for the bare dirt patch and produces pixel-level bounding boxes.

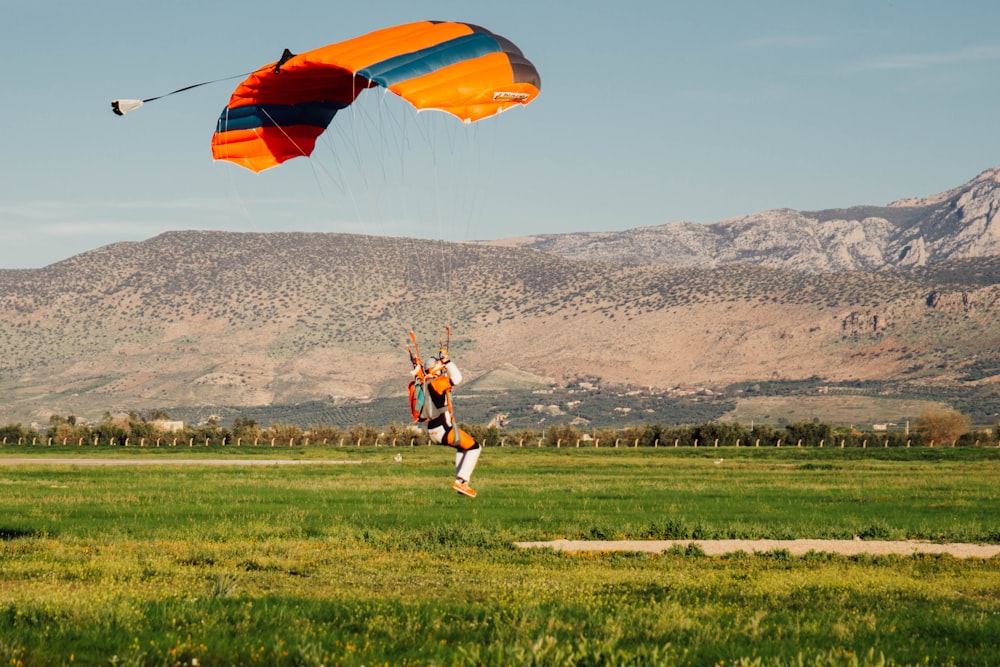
[515,539,1000,559]
[0,458,362,466]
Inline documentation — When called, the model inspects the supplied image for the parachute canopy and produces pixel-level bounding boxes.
[211,21,541,173]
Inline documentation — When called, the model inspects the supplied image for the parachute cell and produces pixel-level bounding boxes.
[211,21,541,173]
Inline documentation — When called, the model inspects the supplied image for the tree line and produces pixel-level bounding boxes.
[0,408,995,448]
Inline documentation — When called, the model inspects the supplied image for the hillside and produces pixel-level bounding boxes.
[490,168,1000,273]
[1,228,999,427]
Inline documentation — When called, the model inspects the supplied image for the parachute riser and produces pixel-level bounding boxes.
[407,330,425,381]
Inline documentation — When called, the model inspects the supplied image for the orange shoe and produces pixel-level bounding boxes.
[452,480,477,498]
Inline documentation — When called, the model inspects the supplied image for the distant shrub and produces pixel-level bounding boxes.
[0,423,32,443]
[915,408,970,446]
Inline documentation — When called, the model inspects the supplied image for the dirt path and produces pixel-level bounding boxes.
[0,458,362,466]
[515,538,1000,559]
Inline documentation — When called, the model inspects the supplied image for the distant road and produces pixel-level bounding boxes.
[0,458,363,466]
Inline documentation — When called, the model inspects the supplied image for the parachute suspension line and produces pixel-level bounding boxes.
[428,112,477,330]
[215,105,263,238]
[375,87,403,195]
[461,122,486,243]
[393,97,455,346]
[429,139,455,327]
[306,89,495,351]
[310,86,416,353]
[331,88,448,347]
[341,80,373,195]
[376,89,433,340]
[258,107,314,164]
[358,94,411,351]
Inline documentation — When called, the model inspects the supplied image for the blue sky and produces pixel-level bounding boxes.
[2,0,999,269]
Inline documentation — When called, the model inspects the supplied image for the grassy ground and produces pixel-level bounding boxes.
[0,446,998,665]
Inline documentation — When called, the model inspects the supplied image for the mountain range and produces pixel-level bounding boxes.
[1,168,999,427]
[491,167,1000,273]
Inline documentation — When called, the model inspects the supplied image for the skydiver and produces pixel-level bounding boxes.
[413,352,482,498]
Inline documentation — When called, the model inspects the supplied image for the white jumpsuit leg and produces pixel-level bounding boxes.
[455,445,481,483]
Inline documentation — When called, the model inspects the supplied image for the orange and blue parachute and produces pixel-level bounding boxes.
[112,21,540,173]
[211,21,540,173]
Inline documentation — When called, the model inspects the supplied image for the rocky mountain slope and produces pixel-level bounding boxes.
[491,168,1000,273]
[1,169,998,426]
[2,233,999,426]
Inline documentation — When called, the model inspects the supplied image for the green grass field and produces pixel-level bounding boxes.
[1,446,998,666]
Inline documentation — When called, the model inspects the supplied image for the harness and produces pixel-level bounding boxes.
[406,329,462,448]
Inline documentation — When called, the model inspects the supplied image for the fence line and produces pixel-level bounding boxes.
[1,435,998,449]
